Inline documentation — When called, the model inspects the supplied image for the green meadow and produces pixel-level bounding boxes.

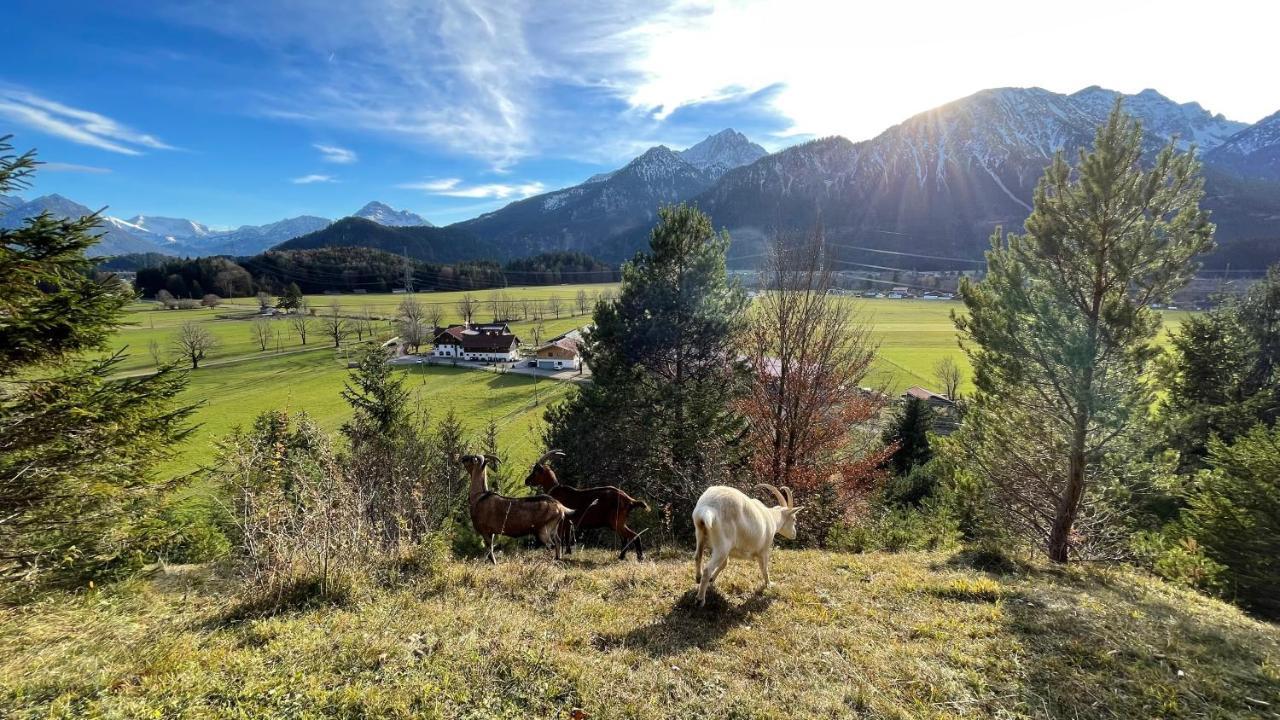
[120,290,1189,482]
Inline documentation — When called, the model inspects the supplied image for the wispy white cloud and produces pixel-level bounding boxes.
[398,177,545,199]
[0,87,174,155]
[314,143,356,164]
[291,173,337,184]
[40,162,113,174]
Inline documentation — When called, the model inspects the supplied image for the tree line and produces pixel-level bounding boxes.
[123,247,619,300]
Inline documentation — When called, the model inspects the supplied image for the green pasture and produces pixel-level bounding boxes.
[129,294,1190,481]
[158,350,571,481]
[856,298,1191,393]
[109,284,613,375]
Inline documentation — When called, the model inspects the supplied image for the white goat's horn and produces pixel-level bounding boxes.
[780,486,794,508]
[754,483,787,507]
[536,449,565,466]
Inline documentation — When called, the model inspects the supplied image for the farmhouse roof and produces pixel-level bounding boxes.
[536,337,581,357]
[904,385,951,403]
[432,325,466,344]
[461,324,520,353]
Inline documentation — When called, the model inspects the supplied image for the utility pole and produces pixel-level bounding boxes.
[403,246,414,293]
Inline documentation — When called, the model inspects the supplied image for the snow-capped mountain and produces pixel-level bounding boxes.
[195,216,332,256]
[0,194,332,257]
[1207,110,1280,182]
[692,86,1280,265]
[0,194,169,256]
[353,201,433,227]
[455,129,766,256]
[679,128,768,178]
[127,215,213,242]
[1069,86,1246,151]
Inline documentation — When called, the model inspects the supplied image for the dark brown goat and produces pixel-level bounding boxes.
[461,454,573,564]
[523,450,650,560]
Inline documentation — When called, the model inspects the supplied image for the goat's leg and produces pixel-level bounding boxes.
[560,520,574,555]
[756,550,771,593]
[616,523,639,561]
[693,523,706,582]
[542,525,561,561]
[697,550,728,607]
[486,534,497,565]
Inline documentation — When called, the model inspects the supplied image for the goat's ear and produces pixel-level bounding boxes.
[786,506,803,515]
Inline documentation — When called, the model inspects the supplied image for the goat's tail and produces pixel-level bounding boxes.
[693,507,713,534]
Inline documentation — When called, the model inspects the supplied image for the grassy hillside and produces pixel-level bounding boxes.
[2,549,1275,718]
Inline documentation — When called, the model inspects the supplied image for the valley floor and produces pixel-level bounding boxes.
[3,548,1276,719]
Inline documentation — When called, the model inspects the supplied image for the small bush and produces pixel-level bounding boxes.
[827,501,960,554]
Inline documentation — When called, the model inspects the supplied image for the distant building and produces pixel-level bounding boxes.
[534,337,582,370]
[902,385,954,408]
[430,325,466,358]
[431,322,520,362]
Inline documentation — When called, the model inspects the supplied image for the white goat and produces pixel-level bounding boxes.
[691,484,800,606]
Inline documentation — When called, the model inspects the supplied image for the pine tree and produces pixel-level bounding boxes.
[883,396,934,476]
[1181,424,1280,619]
[955,103,1214,562]
[1159,265,1280,468]
[0,136,195,582]
[544,205,748,533]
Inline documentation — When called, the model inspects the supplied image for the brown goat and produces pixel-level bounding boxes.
[523,450,650,560]
[460,454,573,564]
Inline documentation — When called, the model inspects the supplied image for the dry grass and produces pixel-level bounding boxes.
[2,549,1277,718]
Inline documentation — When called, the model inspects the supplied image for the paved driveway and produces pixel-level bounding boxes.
[389,354,592,384]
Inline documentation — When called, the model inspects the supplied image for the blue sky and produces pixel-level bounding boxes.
[3,0,1276,228]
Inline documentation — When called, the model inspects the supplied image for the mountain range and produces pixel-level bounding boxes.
[7,87,1280,269]
[450,87,1280,268]
[0,197,431,257]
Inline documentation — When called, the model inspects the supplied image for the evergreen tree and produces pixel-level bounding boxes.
[882,396,934,476]
[0,136,195,583]
[1181,424,1280,619]
[1159,265,1280,467]
[543,205,748,534]
[955,104,1214,562]
[278,282,303,311]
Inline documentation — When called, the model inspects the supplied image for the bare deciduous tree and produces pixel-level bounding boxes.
[251,318,273,351]
[147,338,165,366]
[398,296,427,352]
[547,294,563,319]
[256,291,273,311]
[321,302,348,348]
[426,304,445,335]
[457,294,477,325]
[576,289,590,316]
[289,313,311,346]
[933,357,962,400]
[531,318,545,348]
[174,321,217,369]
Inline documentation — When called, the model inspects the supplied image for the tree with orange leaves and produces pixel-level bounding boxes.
[740,232,892,543]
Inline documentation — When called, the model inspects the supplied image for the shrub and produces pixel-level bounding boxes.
[218,411,375,615]
[827,500,960,554]
[1180,424,1280,618]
